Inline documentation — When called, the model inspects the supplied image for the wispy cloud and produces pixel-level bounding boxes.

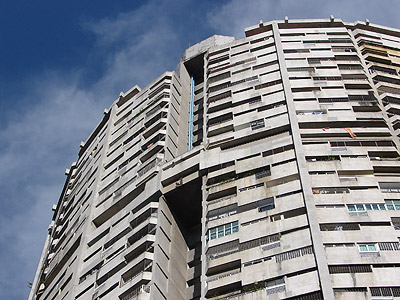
[207,0,400,38]
[4,1,400,299]
[83,0,191,94]
[0,73,104,299]
[0,1,210,299]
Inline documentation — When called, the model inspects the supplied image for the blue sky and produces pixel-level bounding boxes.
[1,1,400,299]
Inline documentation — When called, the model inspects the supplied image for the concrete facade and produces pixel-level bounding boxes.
[29,18,400,300]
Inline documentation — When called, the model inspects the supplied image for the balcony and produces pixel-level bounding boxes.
[144,110,167,128]
[139,138,165,164]
[207,179,237,201]
[124,236,155,264]
[120,284,151,300]
[379,182,400,194]
[206,269,242,297]
[208,113,233,132]
[206,268,241,283]
[127,223,156,248]
[121,259,153,286]
[142,117,167,140]
[145,101,168,119]
[137,159,160,180]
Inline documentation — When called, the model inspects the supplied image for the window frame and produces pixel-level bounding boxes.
[358,243,379,253]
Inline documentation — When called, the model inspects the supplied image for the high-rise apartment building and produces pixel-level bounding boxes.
[29,18,400,300]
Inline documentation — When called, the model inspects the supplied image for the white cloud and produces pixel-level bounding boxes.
[0,73,105,299]
[7,1,400,299]
[0,1,192,299]
[207,0,400,38]
[83,0,185,94]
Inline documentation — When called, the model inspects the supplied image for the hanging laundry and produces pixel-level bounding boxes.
[344,127,356,139]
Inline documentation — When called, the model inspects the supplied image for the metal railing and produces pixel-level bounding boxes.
[137,158,161,178]
[206,269,241,283]
[123,262,152,285]
[121,284,151,300]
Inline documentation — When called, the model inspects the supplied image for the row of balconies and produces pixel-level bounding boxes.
[77,219,157,299]
[325,242,400,265]
[205,248,316,298]
[99,132,166,198]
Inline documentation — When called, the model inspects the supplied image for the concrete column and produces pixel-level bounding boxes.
[272,22,335,300]
[200,172,208,300]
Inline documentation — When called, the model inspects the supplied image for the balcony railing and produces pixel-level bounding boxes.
[123,261,152,285]
[266,284,286,295]
[207,195,236,206]
[137,158,161,178]
[206,268,241,283]
[121,284,151,300]
[207,234,279,261]
[209,283,285,300]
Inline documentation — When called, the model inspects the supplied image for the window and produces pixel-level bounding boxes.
[347,204,366,212]
[348,203,389,212]
[257,198,275,212]
[250,119,265,130]
[224,223,231,235]
[209,228,217,240]
[347,204,368,216]
[218,226,224,238]
[347,205,356,211]
[259,204,275,212]
[206,221,239,242]
[358,244,378,252]
[385,200,400,210]
[232,221,239,233]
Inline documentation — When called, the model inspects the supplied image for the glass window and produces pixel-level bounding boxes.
[359,244,378,252]
[232,221,239,233]
[386,200,395,210]
[356,204,365,211]
[394,200,400,210]
[224,224,231,235]
[210,228,217,240]
[347,205,356,211]
[259,204,274,212]
[372,204,379,210]
[207,221,239,242]
[378,204,386,210]
[365,204,373,210]
[218,226,224,238]
[359,245,368,251]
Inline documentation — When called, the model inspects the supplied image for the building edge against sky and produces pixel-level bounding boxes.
[29,18,400,300]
